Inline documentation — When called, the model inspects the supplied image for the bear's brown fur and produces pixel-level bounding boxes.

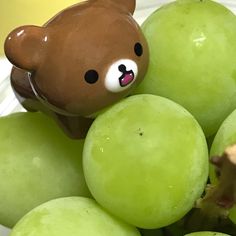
[5,0,149,138]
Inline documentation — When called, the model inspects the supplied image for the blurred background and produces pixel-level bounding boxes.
[0,0,236,235]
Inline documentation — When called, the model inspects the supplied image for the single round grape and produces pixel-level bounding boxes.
[134,0,236,137]
[209,109,236,224]
[0,112,90,228]
[184,232,230,236]
[83,94,209,229]
[10,197,141,236]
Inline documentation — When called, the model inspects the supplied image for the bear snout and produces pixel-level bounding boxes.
[104,59,138,93]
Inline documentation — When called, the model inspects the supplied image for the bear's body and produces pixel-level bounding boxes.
[5,0,149,138]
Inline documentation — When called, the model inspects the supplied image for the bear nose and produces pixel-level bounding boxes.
[118,64,126,73]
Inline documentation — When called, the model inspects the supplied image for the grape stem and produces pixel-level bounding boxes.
[197,144,236,212]
[208,145,236,209]
[179,144,236,233]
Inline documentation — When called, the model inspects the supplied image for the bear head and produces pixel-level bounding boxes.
[4,0,149,117]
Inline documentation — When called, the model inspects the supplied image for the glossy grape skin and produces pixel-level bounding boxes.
[184,232,230,236]
[0,112,90,228]
[209,109,236,224]
[83,94,209,229]
[10,197,141,236]
[134,0,236,137]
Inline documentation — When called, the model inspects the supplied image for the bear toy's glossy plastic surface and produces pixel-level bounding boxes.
[4,0,149,138]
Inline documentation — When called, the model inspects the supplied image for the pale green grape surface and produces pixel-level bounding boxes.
[210,109,236,157]
[83,94,209,229]
[10,197,141,236]
[0,112,90,228]
[134,0,236,137]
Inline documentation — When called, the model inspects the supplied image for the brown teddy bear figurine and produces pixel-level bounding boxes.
[4,0,149,139]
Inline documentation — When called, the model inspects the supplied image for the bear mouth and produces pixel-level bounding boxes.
[119,70,135,87]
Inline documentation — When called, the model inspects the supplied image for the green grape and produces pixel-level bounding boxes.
[134,0,236,137]
[0,112,90,228]
[83,94,209,229]
[184,232,230,236]
[10,197,141,236]
[209,109,236,224]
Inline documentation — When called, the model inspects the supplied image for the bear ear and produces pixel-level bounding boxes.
[4,26,47,71]
[104,0,136,15]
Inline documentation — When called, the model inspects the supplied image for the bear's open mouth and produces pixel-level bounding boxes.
[119,70,135,87]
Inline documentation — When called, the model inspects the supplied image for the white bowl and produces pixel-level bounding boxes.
[0,0,236,234]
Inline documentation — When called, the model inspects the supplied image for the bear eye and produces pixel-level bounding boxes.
[84,70,99,84]
[134,42,143,57]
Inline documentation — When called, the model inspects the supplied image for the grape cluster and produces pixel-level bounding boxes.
[1,0,236,235]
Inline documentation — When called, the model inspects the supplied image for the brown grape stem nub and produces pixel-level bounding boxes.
[195,144,236,220]
[208,144,236,209]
